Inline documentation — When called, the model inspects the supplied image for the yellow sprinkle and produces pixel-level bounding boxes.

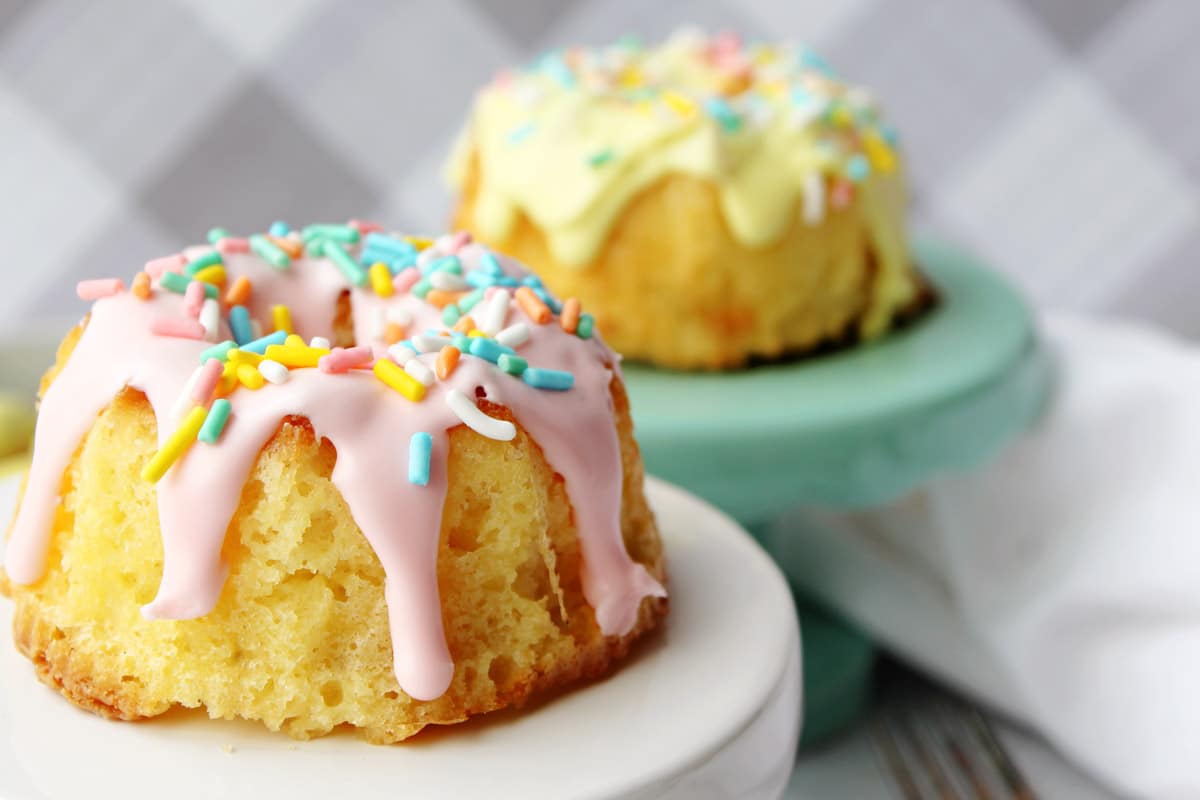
[226,348,264,366]
[663,90,697,117]
[141,406,208,482]
[864,131,898,174]
[404,235,434,251]
[467,329,487,338]
[759,80,788,100]
[618,66,644,89]
[272,305,293,335]
[373,358,426,402]
[831,105,854,128]
[236,362,265,390]
[263,344,329,369]
[369,262,394,297]
[285,334,306,349]
[192,265,227,286]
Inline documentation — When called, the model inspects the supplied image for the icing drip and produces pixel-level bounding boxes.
[5,235,665,702]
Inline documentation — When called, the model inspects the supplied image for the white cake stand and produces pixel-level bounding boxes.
[0,477,800,800]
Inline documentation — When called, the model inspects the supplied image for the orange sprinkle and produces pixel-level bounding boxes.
[452,315,476,334]
[383,322,406,345]
[225,275,252,307]
[514,286,552,324]
[131,271,152,300]
[425,289,467,309]
[436,345,460,380]
[269,235,302,259]
[560,297,581,334]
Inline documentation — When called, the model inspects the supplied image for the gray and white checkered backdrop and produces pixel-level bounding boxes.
[1,0,1196,339]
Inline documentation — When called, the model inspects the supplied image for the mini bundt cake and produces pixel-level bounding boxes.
[447,30,929,369]
[1,222,667,742]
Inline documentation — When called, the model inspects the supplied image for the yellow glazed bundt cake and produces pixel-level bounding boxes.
[1,223,667,742]
[448,30,927,369]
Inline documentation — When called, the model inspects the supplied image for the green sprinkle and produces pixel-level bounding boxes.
[301,224,360,244]
[207,227,230,244]
[198,399,232,444]
[587,149,615,168]
[323,240,368,287]
[412,277,432,299]
[497,353,528,376]
[429,256,462,275]
[576,313,594,339]
[442,304,461,326]
[458,287,486,313]
[184,250,223,276]
[199,340,236,364]
[160,272,217,298]
[249,234,291,270]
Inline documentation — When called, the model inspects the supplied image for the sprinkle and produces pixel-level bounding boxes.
[494,322,530,349]
[199,299,221,342]
[514,286,552,324]
[319,345,373,373]
[227,348,264,366]
[845,154,871,183]
[408,432,433,486]
[323,239,368,287]
[160,272,217,299]
[404,358,435,386]
[438,305,461,328]
[200,340,237,364]
[479,251,503,275]
[497,353,527,376]
[191,358,224,407]
[271,235,303,259]
[425,289,466,309]
[389,343,416,365]
[802,171,826,225]
[522,274,543,288]
[468,336,515,364]
[272,305,293,335]
[523,367,574,391]
[412,334,452,354]
[184,280,206,317]
[532,286,562,314]
[185,250,222,276]
[384,322,406,345]
[207,227,230,244]
[373,358,426,402]
[192,264,226,286]
[575,313,595,339]
[587,148,615,168]
[249,234,291,270]
[369,263,393,296]
[430,270,469,291]
[479,289,511,335]
[264,344,329,369]
[350,219,384,235]
[150,316,205,340]
[229,305,254,345]
[237,363,265,390]
[863,130,897,174]
[216,237,250,255]
[465,270,497,289]
[405,235,434,251]
[145,254,186,278]
[452,315,476,334]
[302,223,361,244]
[455,288,485,314]
[427,256,463,276]
[224,275,252,307]
[560,297,582,333]
[435,346,460,380]
[76,278,124,301]
[257,359,289,385]
[507,121,537,144]
[446,231,472,253]
[831,180,854,209]
[241,330,288,355]
[364,232,417,260]
[132,272,152,300]
[197,399,232,444]
[268,221,290,237]
[393,267,421,294]
[663,90,698,117]
[445,389,515,441]
[141,406,208,482]
[703,96,742,132]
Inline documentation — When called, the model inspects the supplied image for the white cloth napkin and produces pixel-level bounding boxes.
[774,313,1200,799]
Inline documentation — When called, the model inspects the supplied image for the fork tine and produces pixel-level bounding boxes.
[871,717,924,800]
[964,708,1037,800]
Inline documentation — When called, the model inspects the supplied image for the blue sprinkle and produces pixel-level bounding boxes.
[507,122,537,144]
[458,287,487,313]
[228,305,254,346]
[522,274,543,288]
[408,432,433,486]
[539,51,576,88]
[268,221,290,237]
[846,154,871,183]
[240,330,288,355]
[797,46,837,78]
[364,232,416,258]
[428,256,462,275]
[466,270,498,289]
[398,339,419,353]
[703,97,742,133]
[468,337,516,363]
[533,287,562,314]
[479,251,503,275]
[523,368,574,391]
[495,276,521,288]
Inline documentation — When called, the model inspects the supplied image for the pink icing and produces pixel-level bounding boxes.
[4,235,665,702]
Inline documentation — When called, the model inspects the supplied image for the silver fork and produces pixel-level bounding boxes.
[871,667,1036,800]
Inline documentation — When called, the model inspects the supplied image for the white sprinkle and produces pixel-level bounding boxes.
[388,344,416,365]
[369,307,386,342]
[258,359,289,385]
[412,334,449,353]
[199,298,220,342]
[478,289,511,336]
[430,271,470,291]
[310,336,331,350]
[250,319,263,340]
[802,171,825,226]
[494,322,530,349]
[388,306,413,327]
[404,358,435,386]
[446,388,516,441]
[415,247,441,271]
[171,365,205,423]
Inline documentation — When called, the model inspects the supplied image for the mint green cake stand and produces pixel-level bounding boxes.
[621,238,1054,744]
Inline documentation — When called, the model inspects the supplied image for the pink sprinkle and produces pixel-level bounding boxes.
[184,280,206,317]
[831,180,854,210]
[191,359,224,406]
[76,278,124,301]
[349,219,384,235]
[446,231,473,253]
[393,266,421,294]
[711,31,741,54]
[150,316,205,340]
[318,345,374,374]
[145,254,185,279]
[216,236,249,255]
